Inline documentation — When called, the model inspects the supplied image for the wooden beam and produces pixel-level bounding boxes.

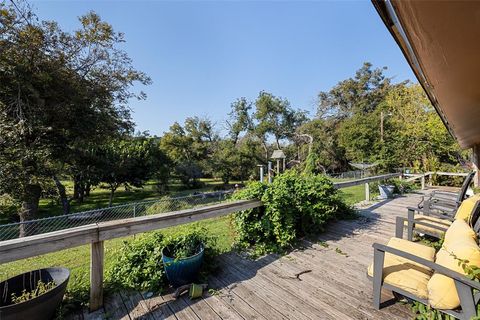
[333,173,401,189]
[98,200,262,241]
[0,224,98,264]
[90,240,104,312]
[0,200,262,264]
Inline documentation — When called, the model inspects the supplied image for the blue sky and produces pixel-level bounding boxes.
[31,0,415,136]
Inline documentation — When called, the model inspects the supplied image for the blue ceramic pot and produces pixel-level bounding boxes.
[162,244,204,287]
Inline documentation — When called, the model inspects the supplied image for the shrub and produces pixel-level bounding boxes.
[107,226,216,293]
[145,197,191,215]
[232,170,353,255]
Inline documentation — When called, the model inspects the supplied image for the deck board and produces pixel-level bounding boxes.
[78,192,431,319]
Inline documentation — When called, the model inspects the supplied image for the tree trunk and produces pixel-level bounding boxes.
[108,185,117,207]
[85,183,91,197]
[73,176,80,200]
[262,142,269,161]
[19,184,41,237]
[53,175,70,215]
[77,181,85,203]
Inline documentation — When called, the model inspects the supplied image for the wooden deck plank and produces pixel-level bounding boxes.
[181,295,222,320]
[207,274,267,320]
[104,291,130,320]
[162,293,201,320]
[213,265,294,319]
[139,292,178,320]
[220,253,340,320]
[87,192,433,320]
[200,292,246,320]
[119,291,155,320]
[255,252,410,320]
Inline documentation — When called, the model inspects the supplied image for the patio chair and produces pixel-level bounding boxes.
[398,193,480,241]
[367,202,480,320]
[418,171,475,216]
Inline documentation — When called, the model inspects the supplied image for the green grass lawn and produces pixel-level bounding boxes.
[339,184,366,205]
[37,178,233,218]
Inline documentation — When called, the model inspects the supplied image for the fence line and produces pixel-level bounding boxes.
[0,190,233,241]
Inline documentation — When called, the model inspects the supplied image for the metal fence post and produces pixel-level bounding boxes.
[133,204,136,218]
[259,165,264,183]
[421,175,425,190]
[268,162,272,183]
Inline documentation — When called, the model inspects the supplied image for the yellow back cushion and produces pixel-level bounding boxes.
[443,219,477,250]
[428,240,480,309]
[454,193,480,222]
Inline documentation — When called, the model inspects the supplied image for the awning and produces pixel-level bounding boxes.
[372,0,480,149]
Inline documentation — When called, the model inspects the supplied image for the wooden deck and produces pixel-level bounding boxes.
[75,192,428,320]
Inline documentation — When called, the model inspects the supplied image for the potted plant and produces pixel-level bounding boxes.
[161,234,206,287]
[378,184,395,199]
[0,267,70,320]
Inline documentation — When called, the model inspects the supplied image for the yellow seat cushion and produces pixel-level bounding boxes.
[454,193,480,222]
[428,239,480,309]
[443,219,477,250]
[368,237,435,299]
[404,216,452,237]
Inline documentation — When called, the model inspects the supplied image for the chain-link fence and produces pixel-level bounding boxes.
[0,190,233,241]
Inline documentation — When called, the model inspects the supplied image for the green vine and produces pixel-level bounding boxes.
[232,170,353,256]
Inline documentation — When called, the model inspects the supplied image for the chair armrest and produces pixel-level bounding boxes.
[372,243,480,291]
[406,207,455,221]
[397,216,450,232]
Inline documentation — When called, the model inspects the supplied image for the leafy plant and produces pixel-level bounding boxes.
[107,226,217,293]
[10,280,56,304]
[232,170,353,256]
[163,229,216,260]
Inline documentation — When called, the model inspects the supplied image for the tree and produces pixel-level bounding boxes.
[297,119,348,173]
[160,117,217,188]
[254,91,307,152]
[317,62,394,120]
[0,2,150,229]
[226,98,253,144]
[380,84,460,171]
[100,137,166,206]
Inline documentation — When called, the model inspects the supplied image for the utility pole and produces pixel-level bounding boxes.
[380,111,384,143]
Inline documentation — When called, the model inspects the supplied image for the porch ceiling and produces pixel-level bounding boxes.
[372,0,480,149]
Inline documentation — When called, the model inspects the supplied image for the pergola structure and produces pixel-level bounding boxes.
[372,0,480,185]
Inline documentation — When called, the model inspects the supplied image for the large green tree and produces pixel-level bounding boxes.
[100,137,166,206]
[0,2,150,230]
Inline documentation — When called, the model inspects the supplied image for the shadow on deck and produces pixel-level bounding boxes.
[74,192,428,320]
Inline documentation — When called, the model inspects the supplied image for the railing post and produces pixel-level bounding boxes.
[365,182,370,202]
[259,165,264,183]
[268,162,272,183]
[133,204,136,218]
[90,240,104,312]
[421,174,425,190]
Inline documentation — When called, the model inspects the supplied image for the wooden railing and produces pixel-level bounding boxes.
[0,199,262,311]
[0,171,462,311]
[333,172,402,202]
[404,171,468,189]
